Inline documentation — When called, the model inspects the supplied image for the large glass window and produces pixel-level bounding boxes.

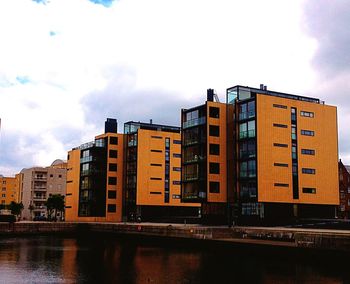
[209,125,220,137]
[240,182,257,200]
[209,181,220,193]
[209,162,220,174]
[227,87,238,104]
[239,101,255,120]
[239,140,256,159]
[239,120,255,139]
[209,107,220,118]
[240,160,256,178]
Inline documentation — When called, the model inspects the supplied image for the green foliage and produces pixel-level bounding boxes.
[45,194,65,221]
[8,201,24,216]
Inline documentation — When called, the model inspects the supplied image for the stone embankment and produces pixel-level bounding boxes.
[1,222,350,252]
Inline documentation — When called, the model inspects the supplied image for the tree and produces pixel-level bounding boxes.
[46,194,65,221]
[8,201,24,218]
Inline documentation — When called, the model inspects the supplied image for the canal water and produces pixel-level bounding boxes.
[0,234,348,283]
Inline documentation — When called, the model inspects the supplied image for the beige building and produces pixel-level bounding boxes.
[20,159,67,220]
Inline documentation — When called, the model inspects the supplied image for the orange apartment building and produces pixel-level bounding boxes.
[65,118,124,222]
[181,89,228,223]
[123,121,200,222]
[0,175,20,206]
[227,85,339,224]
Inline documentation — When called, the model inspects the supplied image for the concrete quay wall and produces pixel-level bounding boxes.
[1,222,350,252]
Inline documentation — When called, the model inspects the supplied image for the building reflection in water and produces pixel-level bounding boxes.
[0,235,349,283]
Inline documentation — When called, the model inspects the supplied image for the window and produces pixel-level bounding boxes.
[108,177,117,185]
[300,111,314,118]
[301,130,314,136]
[209,125,219,137]
[273,143,288,148]
[110,137,118,145]
[150,191,162,195]
[240,160,256,178]
[209,181,220,193]
[95,138,105,147]
[172,194,181,199]
[239,120,255,139]
[186,110,198,121]
[151,135,162,139]
[107,204,116,212]
[302,168,316,174]
[209,107,220,118]
[58,174,62,178]
[151,163,162,167]
[273,104,287,109]
[239,101,255,120]
[150,177,162,180]
[108,190,117,199]
[1,194,5,197]
[239,140,256,159]
[151,149,162,153]
[109,163,118,172]
[173,181,181,185]
[50,174,53,178]
[173,140,181,144]
[173,167,181,172]
[303,187,316,194]
[274,183,289,187]
[165,138,170,148]
[109,150,118,158]
[273,123,288,128]
[209,163,220,174]
[274,163,288,167]
[209,144,220,155]
[301,149,315,155]
[173,153,181,158]
[66,193,72,196]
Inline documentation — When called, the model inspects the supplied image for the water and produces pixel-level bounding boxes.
[0,234,348,283]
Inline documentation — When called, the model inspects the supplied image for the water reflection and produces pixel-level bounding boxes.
[0,235,348,283]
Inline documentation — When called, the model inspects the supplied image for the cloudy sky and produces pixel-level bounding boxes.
[0,0,349,175]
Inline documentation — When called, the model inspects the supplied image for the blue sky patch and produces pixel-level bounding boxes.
[88,0,115,8]
[16,76,31,84]
[32,0,49,4]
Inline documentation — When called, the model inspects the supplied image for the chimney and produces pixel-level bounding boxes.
[105,118,118,134]
[260,84,264,90]
[207,89,214,102]
[150,119,153,124]
[263,85,267,91]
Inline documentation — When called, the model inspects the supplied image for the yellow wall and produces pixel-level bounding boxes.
[0,177,20,205]
[206,101,227,203]
[65,148,81,221]
[257,94,339,205]
[65,133,125,222]
[136,129,199,207]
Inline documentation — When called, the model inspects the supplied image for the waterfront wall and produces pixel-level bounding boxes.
[1,222,350,252]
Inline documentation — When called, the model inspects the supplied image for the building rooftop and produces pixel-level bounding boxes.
[227,85,323,104]
[124,121,180,134]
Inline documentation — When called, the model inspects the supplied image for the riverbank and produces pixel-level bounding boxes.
[1,221,350,253]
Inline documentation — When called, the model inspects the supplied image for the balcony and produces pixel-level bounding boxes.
[33,176,47,181]
[33,196,46,201]
[183,174,199,181]
[239,111,255,121]
[183,117,206,129]
[239,130,256,139]
[183,155,206,164]
[33,186,47,191]
[80,156,93,163]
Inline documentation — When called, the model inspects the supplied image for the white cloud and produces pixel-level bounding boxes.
[1,0,344,175]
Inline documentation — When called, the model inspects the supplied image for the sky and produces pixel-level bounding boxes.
[0,0,349,176]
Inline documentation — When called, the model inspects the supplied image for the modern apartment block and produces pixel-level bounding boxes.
[65,118,124,222]
[181,85,339,224]
[124,121,200,222]
[0,175,20,206]
[181,89,228,223]
[227,85,339,224]
[338,160,350,218]
[20,159,67,220]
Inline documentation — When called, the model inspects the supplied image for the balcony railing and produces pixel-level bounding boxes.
[33,196,46,201]
[183,155,206,164]
[239,111,255,121]
[80,156,93,163]
[183,117,206,129]
[183,174,199,181]
[239,130,256,139]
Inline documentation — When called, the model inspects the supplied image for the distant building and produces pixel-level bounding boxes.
[0,175,20,206]
[338,160,350,218]
[20,160,67,220]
